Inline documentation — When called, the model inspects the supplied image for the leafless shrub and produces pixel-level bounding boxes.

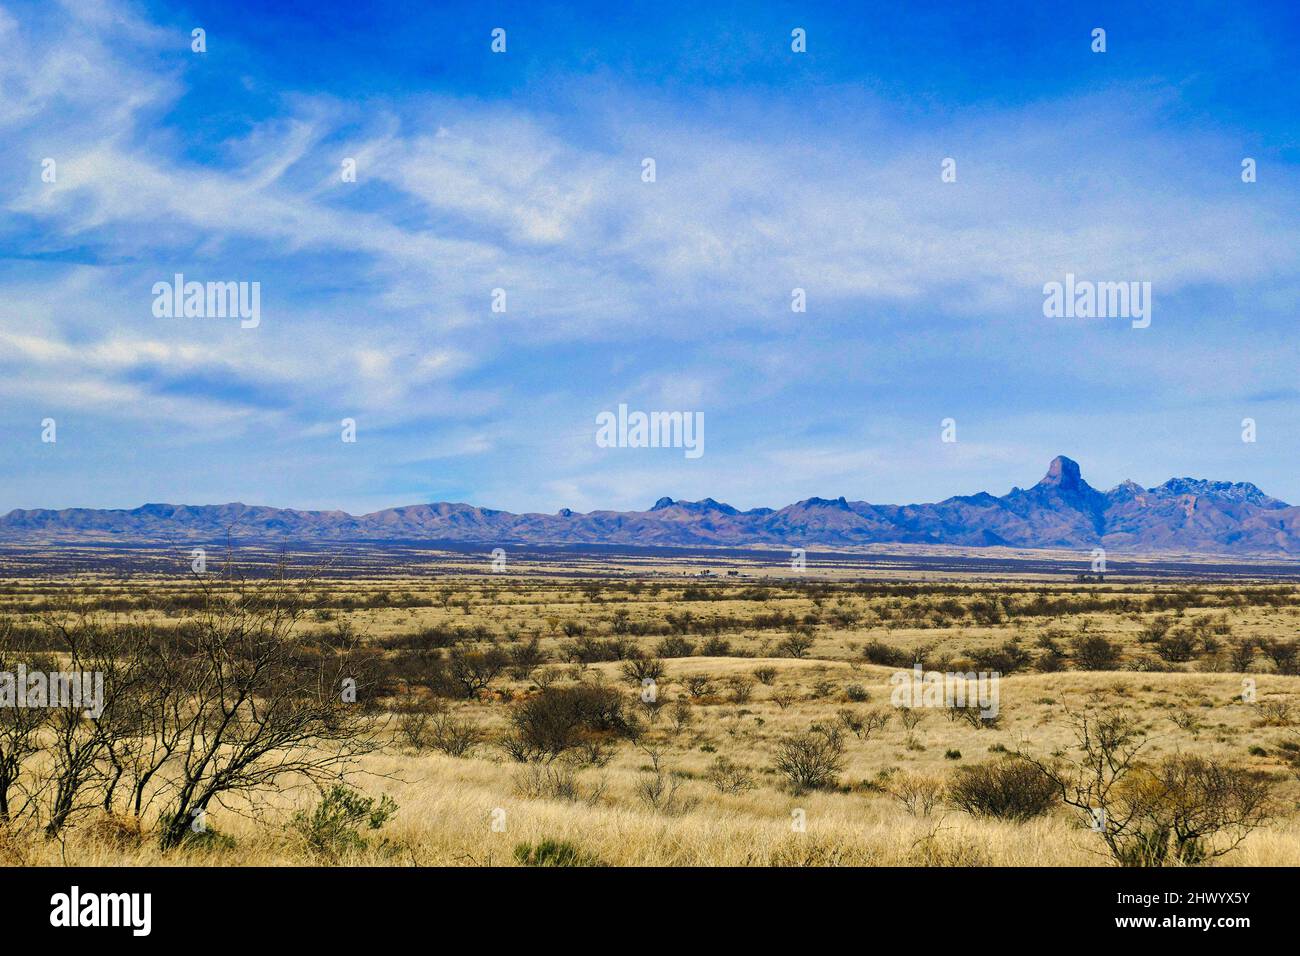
[859,707,892,739]
[778,633,815,658]
[620,657,666,687]
[908,823,990,867]
[773,725,846,793]
[397,701,433,750]
[446,647,509,698]
[1020,700,1274,866]
[1258,639,1299,676]
[898,706,923,731]
[0,630,51,825]
[724,675,755,704]
[533,665,563,688]
[1121,754,1275,866]
[1227,639,1256,672]
[668,698,693,735]
[944,702,1001,730]
[148,570,381,850]
[500,684,638,763]
[427,704,484,757]
[888,771,944,817]
[516,764,579,801]
[946,758,1056,821]
[1255,699,1294,727]
[683,675,713,698]
[507,637,546,681]
[634,745,696,814]
[705,756,756,795]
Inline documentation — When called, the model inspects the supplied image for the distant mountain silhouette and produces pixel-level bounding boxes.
[4,456,1299,555]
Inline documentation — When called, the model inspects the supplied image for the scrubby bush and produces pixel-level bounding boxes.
[1227,639,1256,672]
[1258,639,1299,675]
[946,758,1056,821]
[945,702,1002,730]
[778,633,815,658]
[1138,616,1173,644]
[446,647,509,698]
[705,756,756,794]
[512,763,598,802]
[889,772,944,816]
[426,704,484,756]
[656,636,695,658]
[1020,702,1276,866]
[724,675,755,704]
[634,746,696,815]
[1255,699,1293,727]
[620,656,666,687]
[862,640,911,668]
[698,636,732,657]
[512,838,600,867]
[501,685,637,762]
[291,784,397,862]
[507,637,547,680]
[1071,634,1121,671]
[966,641,1032,675]
[1113,756,1275,866]
[683,675,713,698]
[774,725,846,792]
[560,635,636,663]
[1155,630,1198,663]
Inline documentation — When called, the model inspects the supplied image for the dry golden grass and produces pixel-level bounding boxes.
[3,569,1300,866]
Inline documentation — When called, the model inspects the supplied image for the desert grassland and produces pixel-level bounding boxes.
[3,568,1300,867]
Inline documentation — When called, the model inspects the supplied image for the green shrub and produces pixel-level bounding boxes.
[513,838,600,867]
[291,784,397,861]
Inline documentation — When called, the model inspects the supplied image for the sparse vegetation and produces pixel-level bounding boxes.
[0,564,1298,866]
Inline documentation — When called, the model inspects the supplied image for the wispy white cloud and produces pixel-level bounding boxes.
[1,0,1297,512]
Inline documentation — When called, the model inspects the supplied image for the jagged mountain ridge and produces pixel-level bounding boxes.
[3,456,1299,555]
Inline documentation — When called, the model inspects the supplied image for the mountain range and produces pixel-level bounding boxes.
[3,456,1299,555]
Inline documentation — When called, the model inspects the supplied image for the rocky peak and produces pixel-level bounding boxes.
[1152,478,1285,507]
[1037,455,1086,492]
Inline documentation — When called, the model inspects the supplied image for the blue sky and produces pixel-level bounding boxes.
[1,0,1297,514]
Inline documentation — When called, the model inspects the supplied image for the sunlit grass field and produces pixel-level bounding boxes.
[3,559,1299,867]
